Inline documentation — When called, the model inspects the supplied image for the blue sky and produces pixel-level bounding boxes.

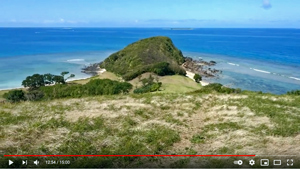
[0,0,300,28]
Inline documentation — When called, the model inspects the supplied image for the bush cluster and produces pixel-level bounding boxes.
[40,79,132,99]
[192,83,242,94]
[3,79,133,102]
[134,82,162,94]
[3,90,26,102]
[133,75,162,94]
[287,90,300,95]
[122,62,186,81]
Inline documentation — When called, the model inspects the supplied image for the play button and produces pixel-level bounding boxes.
[8,160,13,166]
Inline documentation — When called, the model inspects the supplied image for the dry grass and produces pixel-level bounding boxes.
[1,82,300,167]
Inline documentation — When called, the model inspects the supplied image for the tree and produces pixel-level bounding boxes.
[60,71,75,83]
[44,73,54,85]
[194,74,202,83]
[52,75,63,84]
[3,90,26,102]
[134,75,162,94]
[22,74,45,90]
[22,71,75,89]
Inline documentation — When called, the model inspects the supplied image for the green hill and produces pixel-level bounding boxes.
[100,36,186,80]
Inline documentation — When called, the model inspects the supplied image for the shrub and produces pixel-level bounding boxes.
[133,75,162,94]
[151,62,173,76]
[191,83,242,94]
[3,90,26,102]
[133,82,162,94]
[193,74,202,83]
[287,90,300,95]
[25,90,45,101]
[40,79,133,100]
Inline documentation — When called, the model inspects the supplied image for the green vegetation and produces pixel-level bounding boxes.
[192,83,242,94]
[101,36,186,80]
[193,74,202,83]
[3,79,132,102]
[3,90,26,102]
[287,90,300,95]
[133,75,162,94]
[22,71,75,90]
[40,79,132,99]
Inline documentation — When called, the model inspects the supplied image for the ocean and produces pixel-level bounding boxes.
[0,28,300,94]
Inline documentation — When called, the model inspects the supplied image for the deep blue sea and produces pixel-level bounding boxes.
[0,28,300,94]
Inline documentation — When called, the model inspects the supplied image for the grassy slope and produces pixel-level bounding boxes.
[1,85,300,167]
[72,71,202,94]
[70,72,120,85]
[0,90,8,101]
[159,75,202,93]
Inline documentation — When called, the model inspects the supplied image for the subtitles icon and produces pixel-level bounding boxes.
[260,159,269,166]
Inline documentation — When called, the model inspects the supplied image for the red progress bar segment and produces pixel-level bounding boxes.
[4,155,255,157]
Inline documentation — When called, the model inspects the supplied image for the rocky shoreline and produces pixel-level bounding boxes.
[81,62,102,76]
[182,57,221,78]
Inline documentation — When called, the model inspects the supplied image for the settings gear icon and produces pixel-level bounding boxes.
[249,159,255,166]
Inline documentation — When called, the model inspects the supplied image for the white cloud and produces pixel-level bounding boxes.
[262,0,272,10]
[41,18,87,24]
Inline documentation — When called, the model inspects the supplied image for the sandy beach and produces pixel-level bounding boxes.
[186,70,209,86]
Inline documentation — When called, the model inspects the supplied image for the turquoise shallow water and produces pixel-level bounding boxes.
[0,28,300,94]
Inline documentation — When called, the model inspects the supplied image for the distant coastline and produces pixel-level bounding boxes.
[169,28,193,30]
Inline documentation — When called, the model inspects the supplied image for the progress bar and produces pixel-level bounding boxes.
[4,155,256,157]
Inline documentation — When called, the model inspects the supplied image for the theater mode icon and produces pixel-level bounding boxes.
[273,160,281,166]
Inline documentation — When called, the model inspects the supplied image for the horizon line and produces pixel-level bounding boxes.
[0,27,299,29]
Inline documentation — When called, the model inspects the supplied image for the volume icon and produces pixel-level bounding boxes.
[34,160,39,165]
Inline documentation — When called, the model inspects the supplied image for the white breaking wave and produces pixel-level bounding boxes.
[250,68,271,74]
[227,62,239,66]
[67,59,85,62]
[289,77,300,81]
